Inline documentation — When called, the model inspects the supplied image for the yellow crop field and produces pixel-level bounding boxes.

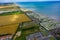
[0,14,31,25]
[0,24,19,35]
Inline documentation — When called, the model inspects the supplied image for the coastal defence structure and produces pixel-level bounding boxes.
[0,3,31,40]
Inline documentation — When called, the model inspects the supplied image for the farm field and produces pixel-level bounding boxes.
[0,24,19,35]
[15,23,40,40]
[0,14,31,25]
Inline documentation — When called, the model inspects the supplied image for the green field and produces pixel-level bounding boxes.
[15,24,40,40]
[0,11,23,16]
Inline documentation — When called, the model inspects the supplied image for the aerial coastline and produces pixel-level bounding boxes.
[0,2,60,40]
[17,1,60,21]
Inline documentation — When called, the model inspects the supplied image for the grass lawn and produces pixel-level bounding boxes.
[0,11,23,16]
[22,27,40,36]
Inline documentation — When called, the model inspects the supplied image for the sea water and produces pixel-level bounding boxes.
[17,1,60,21]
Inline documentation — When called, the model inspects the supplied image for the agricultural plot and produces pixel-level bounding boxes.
[0,24,19,35]
[0,14,31,25]
[15,22,40,40]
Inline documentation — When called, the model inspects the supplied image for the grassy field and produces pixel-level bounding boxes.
[15,24,40,40]
[0,11,23,16]
[22,26,40,36]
